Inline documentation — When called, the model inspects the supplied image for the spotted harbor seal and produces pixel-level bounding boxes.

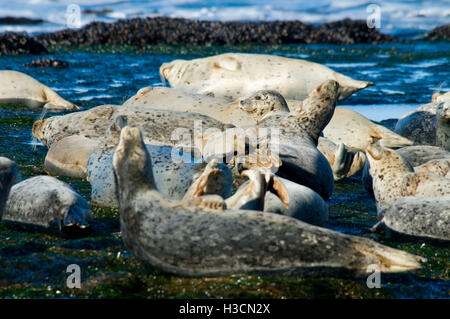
[112,125,424,277]
[362,145,450,194]
[365,143,450,214]
[87,116,216,207]
[160,53,373,101]
[2,176,92,233]
[436,102,450,151]
[44,135,99,179]
[373,196,450,242]
[32,104,233,149]
[123,86,264,127]
[0,157,18,218]
[199,80,339,199]
[0,70,79,110]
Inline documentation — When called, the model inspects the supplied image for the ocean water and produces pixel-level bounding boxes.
[0,0,449,37]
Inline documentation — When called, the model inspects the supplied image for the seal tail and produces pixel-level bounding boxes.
[351,237,425,273]
[373,125,414,149]
[333,73,374,100]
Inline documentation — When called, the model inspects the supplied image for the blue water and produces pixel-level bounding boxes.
[0,0,449,37]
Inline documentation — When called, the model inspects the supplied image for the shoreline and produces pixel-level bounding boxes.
[0,17,448,56]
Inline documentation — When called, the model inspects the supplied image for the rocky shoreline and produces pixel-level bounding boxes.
[0,17,448,56]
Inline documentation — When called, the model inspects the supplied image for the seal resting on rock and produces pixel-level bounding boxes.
[160,53,373,101]
[123,86,264,127]
[0,157,18,218]
[44,135,98,179]
[32,104,233,149]
[0,70,79,110]
[436,102,450,151]
[373,196,450,242]
[2,176,92,234]
[365,143,450,214]
[87,116,217,207]
[112,125,424,277]
[199,80,339,199]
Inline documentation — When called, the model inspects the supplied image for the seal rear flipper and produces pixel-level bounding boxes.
[334,73,373,100]
[62,205,92,229]
[267,175,289,209]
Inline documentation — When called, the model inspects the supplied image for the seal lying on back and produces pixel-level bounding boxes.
[32,104,232,148]
[0,157,18,218]
[112,126,424,277]
[2,176,92,233]
[365,143,450,214]
[0,70,79,110]
[160,53,373,101]
[373,196,450,242]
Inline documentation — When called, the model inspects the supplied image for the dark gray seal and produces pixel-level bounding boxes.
[0,157,18,218]
[112,125,424,277]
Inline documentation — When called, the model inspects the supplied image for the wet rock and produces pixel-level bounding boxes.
[0,32,47,56]
[0,16,44,25]
[426,24,450,40]
[34,17,396,48]
[25,58,69,68]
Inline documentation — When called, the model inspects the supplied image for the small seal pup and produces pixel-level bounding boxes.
[87,116,219,207]
[112,126,424,277]
[365,143,450,214]
[32,104,233,148]
[160,53,373,101]
[373,196,450,242]
[0,70,79,110]
[0,157,18,218]
[44,135,99,179]
[2,176,92,234]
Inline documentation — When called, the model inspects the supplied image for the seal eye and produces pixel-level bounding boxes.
[255,96,261,100]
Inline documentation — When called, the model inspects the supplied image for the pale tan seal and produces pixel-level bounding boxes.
[160,53,373,101]
[32,104,233,149]
[432,91,450,103]
[44,135,99,179]
[0,70,79,110]
[112,125,424,277]
[365,143,450,215]
[414,158,450,178]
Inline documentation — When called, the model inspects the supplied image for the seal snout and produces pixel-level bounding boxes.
[366,143,383,160]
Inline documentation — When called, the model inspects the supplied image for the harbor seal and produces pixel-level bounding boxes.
[239,90,412,151]
[0,157,18,219]
[436,102,450,151]
[0,70,79,110]
[373,196,450,242]
[44,135,98,179]
[32,104,233,149]
[394,102,439,146]
[414,158,450,178]
[2,176,92,234]
[160,53,373,101]
[87,116,213,207]
[112,125,424,277]
[362,145,450,194]
[199,80,339,199]
[432,91,450,103]
[123,86,258,127]
[365,143,450,214]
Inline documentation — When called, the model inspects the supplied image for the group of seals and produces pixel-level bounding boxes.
[160,53,373,101]
[0,70,78,110]
[112,125,424,277]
